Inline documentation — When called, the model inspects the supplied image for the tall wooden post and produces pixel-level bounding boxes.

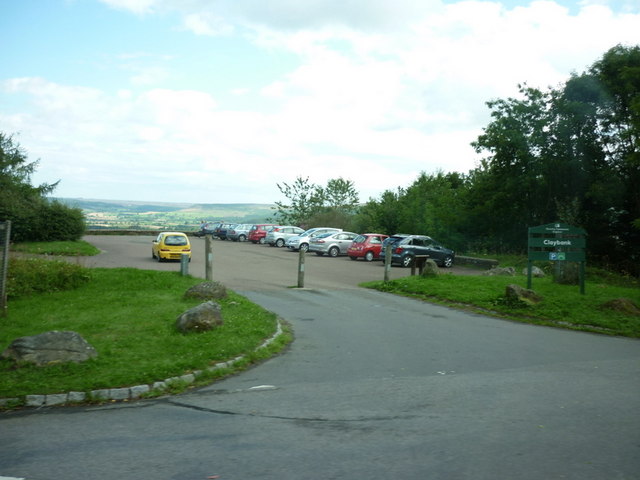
[205,235,213,281]
[297,247,305,288]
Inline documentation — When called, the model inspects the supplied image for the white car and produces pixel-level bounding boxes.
[309,231,359,257]
[285,227,342,252]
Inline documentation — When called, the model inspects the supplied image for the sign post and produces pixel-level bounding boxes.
[527,222,586,294]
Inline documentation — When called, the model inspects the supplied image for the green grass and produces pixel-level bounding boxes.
[11,240,101,256]
[0,268,288,400]
[364,274,640,337]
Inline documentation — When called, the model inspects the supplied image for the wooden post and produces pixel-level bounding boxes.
[205,235,213,281]
[383,243,392,283]
[297,247,305,288]
[180,254,189,276]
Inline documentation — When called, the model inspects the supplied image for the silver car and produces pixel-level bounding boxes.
[226,224,254,242]
[285,227,342,252]
[265,225,305,247]
[309,231,358,257]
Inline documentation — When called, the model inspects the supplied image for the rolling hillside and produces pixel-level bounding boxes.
[57,198,275,230]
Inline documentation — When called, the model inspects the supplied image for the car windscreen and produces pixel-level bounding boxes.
[165,235,188,246]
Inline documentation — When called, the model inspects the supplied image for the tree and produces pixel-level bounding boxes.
[0,132,85,242]
[272,176,360,228]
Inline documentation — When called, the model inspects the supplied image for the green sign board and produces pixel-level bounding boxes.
[527,222,587,294]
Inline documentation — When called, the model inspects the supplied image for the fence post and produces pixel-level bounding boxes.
[180,254,189,276]
[205,235,213,280]
[383,243,391,283]
[0,221,10,317]
[297,247,305,288]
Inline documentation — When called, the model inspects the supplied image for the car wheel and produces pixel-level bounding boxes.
[401,255,413,268]
[276,238,285,248]
[238,234,246,242]
[328,246,339,257]
[349,256,357,261]
[300,243,309,252]
[157,254,164,263]
[151,251,156,259]
[259,237,266,244]
[364,251,374,262]
[443,255,453,268]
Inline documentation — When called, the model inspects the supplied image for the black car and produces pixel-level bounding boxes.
[379,234,455,268]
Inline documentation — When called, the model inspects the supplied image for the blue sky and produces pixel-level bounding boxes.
[1,0,639,204]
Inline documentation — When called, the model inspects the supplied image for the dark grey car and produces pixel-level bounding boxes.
[380,234,455,267]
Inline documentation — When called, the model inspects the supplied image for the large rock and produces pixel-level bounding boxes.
[1,330,97,366]
[184,281,227,300]
[483,266,516,276]
[505,284,543,306]
[176,301,224,333]
[522,266,545,278]
[600,298,640,316]
[420,259,440,277]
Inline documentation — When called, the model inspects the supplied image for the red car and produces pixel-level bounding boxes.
[248,224,278,244]
[347,233,389,261]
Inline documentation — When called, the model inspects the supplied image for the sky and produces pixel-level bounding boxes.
[1,0,639,205]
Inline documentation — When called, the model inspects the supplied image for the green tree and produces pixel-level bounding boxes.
[272,176,360,228]
[0,132,85,242]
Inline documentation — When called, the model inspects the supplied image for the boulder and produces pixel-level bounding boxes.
[505,284,543,306]
[420,259,440,277]
[184,281,227,300]
[1,330,97,367]
[600,298,640,316]
[483,266,516,276]
[522,266,545,278]
[176,301,224,333]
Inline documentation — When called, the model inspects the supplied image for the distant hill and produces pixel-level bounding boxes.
[56,198,275,230]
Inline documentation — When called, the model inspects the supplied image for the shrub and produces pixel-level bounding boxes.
[6,257,92,298]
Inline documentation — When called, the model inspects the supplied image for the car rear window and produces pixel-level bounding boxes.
[165,235,187,246]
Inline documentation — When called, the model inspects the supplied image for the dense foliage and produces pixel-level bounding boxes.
[0,133,86,242]
[352,45,640,275]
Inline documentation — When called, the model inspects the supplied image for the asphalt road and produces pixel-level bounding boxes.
[1,235,639,480]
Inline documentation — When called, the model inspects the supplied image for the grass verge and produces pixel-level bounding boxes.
[0,268,290,401]
[363,273,640,337]
[10,240,101,256]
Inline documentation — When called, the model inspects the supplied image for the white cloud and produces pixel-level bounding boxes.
[3,0,640,203]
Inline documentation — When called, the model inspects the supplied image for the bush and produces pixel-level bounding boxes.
[6,257,92,298]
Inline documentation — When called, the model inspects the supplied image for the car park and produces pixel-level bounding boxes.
[151,232,192,262]
[347,233,389,261]
[380,234,455,268]
[227,224,253,242]
[309,231,358,257]
[266,225,305,247]
[285,227,342,252]
[248,224,278,244]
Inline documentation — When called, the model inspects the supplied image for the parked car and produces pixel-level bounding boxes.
[347,233,389,261]
[151,232,191,262]
[285,227,342,252]
[217,223,236,240]
[193,221,219,237]
[227,224,253,242]
[379,234,455,268]
[248,224,278,244]
[265,225,305,247]
[309,231,359,257]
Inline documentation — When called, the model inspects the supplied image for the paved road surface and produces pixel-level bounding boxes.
[1,235,639,480]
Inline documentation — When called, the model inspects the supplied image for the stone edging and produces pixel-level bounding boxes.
[0,320,284,409]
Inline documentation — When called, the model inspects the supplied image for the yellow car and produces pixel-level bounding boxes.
[151,232,192,262]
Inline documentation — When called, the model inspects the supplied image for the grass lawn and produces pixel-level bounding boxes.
[0,268,290,401]
[364,273,640,337]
